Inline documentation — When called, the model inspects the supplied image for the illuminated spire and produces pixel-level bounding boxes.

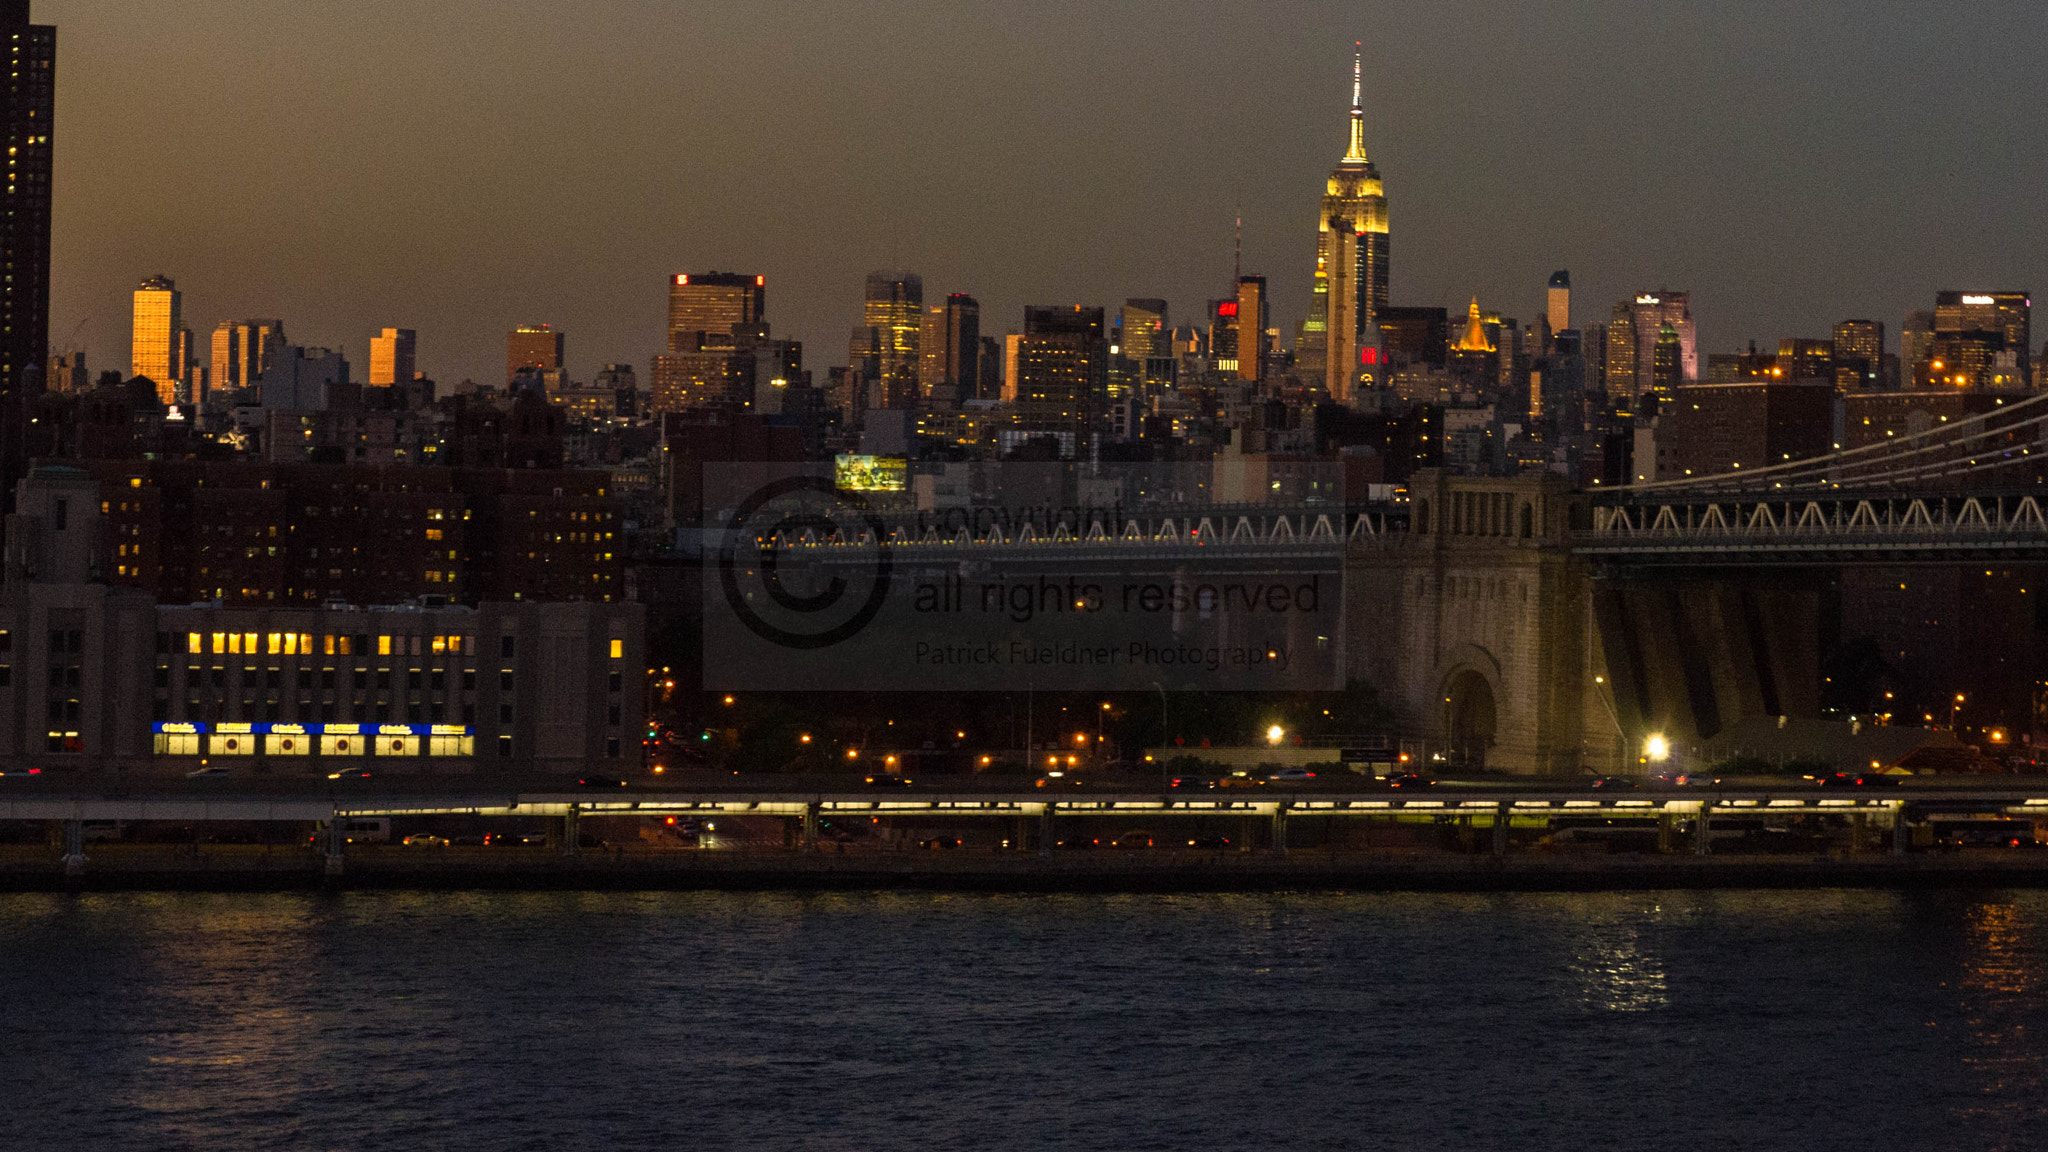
[1343,43,1370,165]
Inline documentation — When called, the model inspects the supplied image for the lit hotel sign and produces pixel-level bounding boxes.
[1962,295,1995,305]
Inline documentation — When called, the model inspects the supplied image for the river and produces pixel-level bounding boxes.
[2,888,2043,1150]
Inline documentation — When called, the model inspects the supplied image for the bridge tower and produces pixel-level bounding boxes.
[1347,471,1601,774]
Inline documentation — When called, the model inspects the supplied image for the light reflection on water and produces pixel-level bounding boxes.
[3,888,2047,1150]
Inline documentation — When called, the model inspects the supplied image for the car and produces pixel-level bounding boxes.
[326,769,373,780]
[0,767,41,777]
[1214,773,1265,789]
[185,766,232,778]
[1186,835,1234,850]
[577,777,628,788]
[1655,773,1721,787]
[1035,772,1088,789]
[1587,775,1639,790]
[1110,830,1156,849]
[1266,768,1318,783]
[1818,772,1900,788]
[864,774,914,788]
[1168,775,1215,790]
[1054,836,1100,849]
[919,836,963,850]
[401,834,448,847]
[1385,773,1433,789]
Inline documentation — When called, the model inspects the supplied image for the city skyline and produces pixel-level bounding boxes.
[36,0,2048,387]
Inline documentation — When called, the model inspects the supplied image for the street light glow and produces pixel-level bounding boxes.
[1267,725,1285,745]
[1644,734,1671,762]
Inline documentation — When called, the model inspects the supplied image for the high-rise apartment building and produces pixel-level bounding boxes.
[1547,271,1571,333]
[506,324,564,387]
[210,320,285,399]
[131,275,182,403]
[864,272,922,409]
[1304,50,1389,396]
[369,327,416,387]
[1015,306,1105,439]
[0,1,53,511]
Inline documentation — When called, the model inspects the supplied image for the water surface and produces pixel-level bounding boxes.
[2,889,2042,1150]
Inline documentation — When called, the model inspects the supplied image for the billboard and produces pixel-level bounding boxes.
[834,455,907,492]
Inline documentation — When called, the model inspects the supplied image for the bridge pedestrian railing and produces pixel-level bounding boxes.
[1578,493,2048,558]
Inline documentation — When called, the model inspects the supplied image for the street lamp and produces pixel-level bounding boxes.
[1267,724,1286,746]
[1644,733,1670,763]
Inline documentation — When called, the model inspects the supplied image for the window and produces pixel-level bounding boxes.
[499,671,514,691]
[500,636,516,659]
[608,671,622,692]
[609,639,623,659]
[605,737,620,758]
[378,635,393,656]
[498,735,513,758]
[462,669,476,691]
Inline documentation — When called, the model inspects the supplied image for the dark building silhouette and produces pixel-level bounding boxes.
[0,1,53,515]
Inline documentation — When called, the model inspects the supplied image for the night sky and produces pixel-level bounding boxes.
[40,0,2048,386]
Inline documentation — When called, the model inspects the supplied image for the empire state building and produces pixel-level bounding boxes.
[1303,49,1388,401]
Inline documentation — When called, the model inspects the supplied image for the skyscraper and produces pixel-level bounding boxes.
[1119,298,1171,393]
[209,320,285,399]
[1902,311,1936,375]
[506,324,564,386]
[1615,292,1696,401]
[1304,48,1389,398]
[864,272,922,409]
[1235,276,1267,383]
[0,0,52,510]
[669,272,763,348]
[131,275,181,402]
[652,273,787,414]
[369,327,416,387]
[1832,319,1883,391]
[1934,291,2030,380]
[1015,306,1105,442]
[1547,271,1571,333]
[917,293,979,405]
[1604,303,1637,407]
